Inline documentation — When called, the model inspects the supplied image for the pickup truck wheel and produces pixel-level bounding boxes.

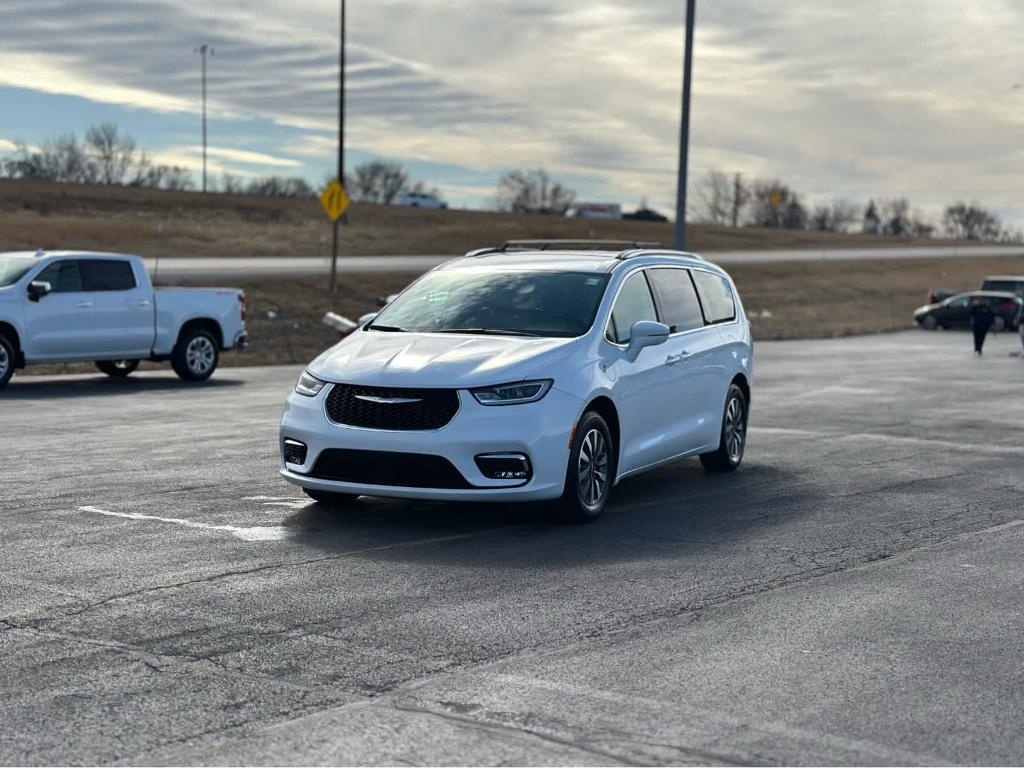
[172,328,219,381]
[96,359,139,378]
[0,334,14,389]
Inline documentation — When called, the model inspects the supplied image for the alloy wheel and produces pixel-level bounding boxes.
[0,343,9,380]
[724,395,746,463]
[186,336,216,375]
[577,427,610,507]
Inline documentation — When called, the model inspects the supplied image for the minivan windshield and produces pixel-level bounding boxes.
[367,269,610,338]
[0,255,38,287]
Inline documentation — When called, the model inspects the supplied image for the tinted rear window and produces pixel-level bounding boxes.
[84,260,136,291]
[691,270,736,324]
[647,268,705,332]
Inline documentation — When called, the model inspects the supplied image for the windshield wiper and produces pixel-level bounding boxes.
[435,328,541,337]
[365,324,409,332]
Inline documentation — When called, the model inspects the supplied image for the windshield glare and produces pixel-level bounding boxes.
[0,255,37,288]
[369,270,610,338]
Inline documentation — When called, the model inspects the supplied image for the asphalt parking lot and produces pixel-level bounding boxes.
[2,329,1023,765]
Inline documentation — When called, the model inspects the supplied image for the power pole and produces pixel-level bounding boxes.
[329,0,346,294]
[673,0,696,250]
[194,44,214,193]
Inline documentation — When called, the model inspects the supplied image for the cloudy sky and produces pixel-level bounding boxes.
[0,0,1021,225]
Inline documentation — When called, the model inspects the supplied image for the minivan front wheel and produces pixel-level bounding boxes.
[700,384,748,473]
[550,411,614,523]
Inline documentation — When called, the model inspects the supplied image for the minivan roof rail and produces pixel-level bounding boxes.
[465,239,664,258]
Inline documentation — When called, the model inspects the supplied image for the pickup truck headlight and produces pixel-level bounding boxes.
[295,371,326,397]
[470,379,552,406]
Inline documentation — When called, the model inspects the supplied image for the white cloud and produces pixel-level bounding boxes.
[0,1,1022,223]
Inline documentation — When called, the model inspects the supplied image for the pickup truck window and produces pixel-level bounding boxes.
[83,260,136,291]
[35,260,85,293]
[0,255,37,287]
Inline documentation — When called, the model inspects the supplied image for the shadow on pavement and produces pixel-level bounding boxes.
[281,460,809,569]
[2,375,245,399]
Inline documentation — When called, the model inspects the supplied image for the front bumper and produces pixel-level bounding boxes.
[278,384,584,502]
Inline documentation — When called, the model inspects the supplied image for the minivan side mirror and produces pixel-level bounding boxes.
[626,320,670,360]
[27,280,52,302]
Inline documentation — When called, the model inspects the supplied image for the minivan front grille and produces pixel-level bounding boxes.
[324,384,459,430]
[310,449,472,489]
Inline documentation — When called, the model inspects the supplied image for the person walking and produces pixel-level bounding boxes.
[970,298,995,355]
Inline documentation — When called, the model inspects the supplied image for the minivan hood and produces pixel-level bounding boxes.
[308,331,580,388]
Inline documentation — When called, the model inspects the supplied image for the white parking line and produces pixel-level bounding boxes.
[79,506,288,542]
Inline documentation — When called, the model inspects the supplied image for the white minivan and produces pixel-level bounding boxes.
[280,241,753,522]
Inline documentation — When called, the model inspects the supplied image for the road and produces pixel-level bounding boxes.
[2,330,1024,764]
[145,244,1024,279]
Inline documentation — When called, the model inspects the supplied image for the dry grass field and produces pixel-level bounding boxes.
[0,179,969,259]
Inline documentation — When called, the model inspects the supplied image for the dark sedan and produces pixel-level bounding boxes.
[915,291,1023,332]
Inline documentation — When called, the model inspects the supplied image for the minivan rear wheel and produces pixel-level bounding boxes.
[548,411,614,523]
[0,334,15,389]
[700,384,748,473]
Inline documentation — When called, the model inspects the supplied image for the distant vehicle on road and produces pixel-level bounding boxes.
[565,203,622,220]
[0,251,247,388]
[914,290,1022,332]
[981,275,1024,296]
[623,207,669,222]
[926,288,960,305]
[397,192,447,209]
[280,239,753,522]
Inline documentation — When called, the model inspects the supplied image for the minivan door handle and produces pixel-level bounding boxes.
[665,352,689,366]
[77,301,94,309]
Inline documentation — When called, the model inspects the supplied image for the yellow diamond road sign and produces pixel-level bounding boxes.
[320,180,350,222]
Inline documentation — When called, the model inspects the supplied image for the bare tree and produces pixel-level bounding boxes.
[496,168,575,214]
[696,171,731,225]
[86,123,137,185]
[349,161,408,204]
[862,200,881,235]
[810,199,862,233]
[730,173,749,228]
[878,197,911,236]
[943,202,1002,241]
[245,176,313,198]
[749,180,806,229]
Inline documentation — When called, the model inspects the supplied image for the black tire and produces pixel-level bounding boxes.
[96,359,140,378]
[303,488,359,506]
[548,411,615,523]
[992,316,1006,333]
[0,334,15,389]
[921,315,938,330]
[700,384,748,473]
[171,327,219,381]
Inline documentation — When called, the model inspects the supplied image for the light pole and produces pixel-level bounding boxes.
[194,43,214,193]
[674,0,696,250]
[329,0,346,294]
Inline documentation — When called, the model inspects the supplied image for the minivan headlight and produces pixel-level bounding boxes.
[295,371,326,397]
[470,380,552,406]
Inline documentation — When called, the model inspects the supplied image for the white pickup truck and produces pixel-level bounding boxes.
[0,250,247,388]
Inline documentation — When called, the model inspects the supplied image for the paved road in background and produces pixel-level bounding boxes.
[146,244,1024,279]
[3,331,1024,764]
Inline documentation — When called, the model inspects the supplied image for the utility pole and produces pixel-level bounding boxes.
[194,44,214,193]
[673,0,695,250]
[329,0,346,294]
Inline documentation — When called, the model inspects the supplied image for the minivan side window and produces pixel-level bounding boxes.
[691,270,736,324]
[608,271,658,343]
[647,268,705,333]
[83,260,137,291]
[34,260,85,293]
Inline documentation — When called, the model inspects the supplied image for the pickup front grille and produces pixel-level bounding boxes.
[324,384,459,431]
[310,449,472,489]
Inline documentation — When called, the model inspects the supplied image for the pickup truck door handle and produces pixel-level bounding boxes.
[665,352,690,366]
[136,300,151,307]
[77,301,94,309]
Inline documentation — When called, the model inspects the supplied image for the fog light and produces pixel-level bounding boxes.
[475,453,532,481]
[283,439,308,465]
